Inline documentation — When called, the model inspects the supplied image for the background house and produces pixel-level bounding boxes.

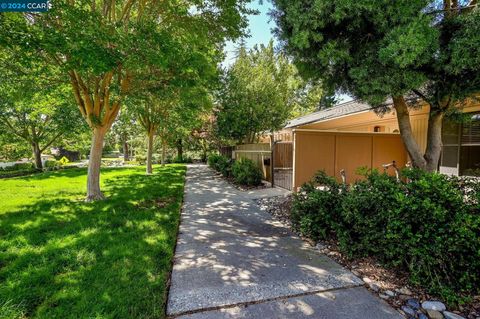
[238,99,480,190]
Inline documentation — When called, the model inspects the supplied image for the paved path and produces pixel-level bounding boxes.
[167,165,403,319]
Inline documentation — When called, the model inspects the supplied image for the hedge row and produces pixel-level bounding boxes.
[292,169,480,306]
[207,154,262,186]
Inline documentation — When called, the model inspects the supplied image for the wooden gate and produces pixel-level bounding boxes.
[273,142,293,190]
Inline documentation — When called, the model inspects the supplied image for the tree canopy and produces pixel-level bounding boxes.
[271,0,480,170]
[215,41,322,144]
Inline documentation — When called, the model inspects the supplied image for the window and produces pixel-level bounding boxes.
[441,113,480,176]
[460,114,480,176]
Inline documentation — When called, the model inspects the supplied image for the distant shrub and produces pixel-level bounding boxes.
[135,154,146,165]
[292,168,480,306]
[207,154,222,168]
[44,160,60,170]
[231,158,262,186]
[207,154,233,177]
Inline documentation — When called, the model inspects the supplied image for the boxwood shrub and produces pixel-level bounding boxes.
[292,168,480,306]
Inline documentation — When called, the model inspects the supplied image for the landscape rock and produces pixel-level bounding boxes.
[363,277,373,283]
[396,287,413,296]
[368,283,380,292]
[407,298,421,310]
[379,293,390,300]
[384,290,396,297]
[422,301,447,312]
[401,305,416,317]
[443,311,466,319]
[418,313,429,319]
[426,309,444,319]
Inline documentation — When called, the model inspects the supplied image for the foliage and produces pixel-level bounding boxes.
[231,158,262,186]
[44,160,60,170]
[0,168,40,179]
[207,153,222,168]
[291,171,344,240]
[0,165,186,318]
[215,41,322,144]
[292,169,480,306]
[2,162,34,171]
[272,0,480,170]
[207,154,233,177]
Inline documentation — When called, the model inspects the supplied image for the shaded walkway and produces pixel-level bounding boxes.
[167,164,402,319]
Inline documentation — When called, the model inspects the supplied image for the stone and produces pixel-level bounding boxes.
[401,305,416,317]
[407,298,421,310]
[426,309,444,319]
[443,311,466,319]
[396,287,413,295]
[363,277,373,283]
[422,301,447,312]
[379,293,390,300]
[384,290,396,297]
[418,314,429,319]
[369,283,380,292]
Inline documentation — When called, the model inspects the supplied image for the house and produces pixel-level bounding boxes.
[246,98,480,190]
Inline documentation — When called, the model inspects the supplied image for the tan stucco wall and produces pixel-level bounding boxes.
[293,130,408,190]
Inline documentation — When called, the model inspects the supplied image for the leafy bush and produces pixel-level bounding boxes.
[44,160,60,170]
[0,168,40,179]
[291,171,344,241]
[207,154,222,168]
[2,163,34,171]
[207,154,232,177]
[215,156,233,177]
[231,158,262,186]
[135,154,146,165]
[292,168,480,305]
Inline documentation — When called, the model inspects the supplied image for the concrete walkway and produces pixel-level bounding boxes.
[167,164,403,319]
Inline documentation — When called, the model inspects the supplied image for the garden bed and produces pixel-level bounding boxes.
[255,183,480,319]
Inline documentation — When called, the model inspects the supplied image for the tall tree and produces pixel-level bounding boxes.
[216,41,322,144]
[272,0,480,171]
[1,0,252,200]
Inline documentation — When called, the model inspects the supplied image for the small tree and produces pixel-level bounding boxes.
[0,49,84,168]
[215,41,322,144]
[272,0,480,171]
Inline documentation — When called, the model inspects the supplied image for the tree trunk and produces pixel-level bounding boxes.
[176,138,183,162]
[161,138,166,167]
[123,138,129,162]
[424,110,444,172]
[86,128,106,202]
[392,96,428,170]
[32,142,43,169]
[146,130,154,175]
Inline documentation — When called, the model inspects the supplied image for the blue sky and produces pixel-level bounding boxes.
[223,1,353,103]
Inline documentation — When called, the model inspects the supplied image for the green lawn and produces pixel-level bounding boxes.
[0,165,186,319]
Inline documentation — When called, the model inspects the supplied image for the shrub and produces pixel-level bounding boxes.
[207,154,222,168]
[135,154,146,165]
[291,171,345,241]
[44,160,60,170]
[13,162,34,170]
[292,168,480,306]
[216,156,233,177]
[231,158,262,186]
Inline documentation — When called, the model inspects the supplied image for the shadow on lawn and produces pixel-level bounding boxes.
[0,166,186,319]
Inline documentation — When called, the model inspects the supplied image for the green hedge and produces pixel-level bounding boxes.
[2,163,34,171]
[207,154,232,177]
[292,169,480,306]
[231,158,262,186]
